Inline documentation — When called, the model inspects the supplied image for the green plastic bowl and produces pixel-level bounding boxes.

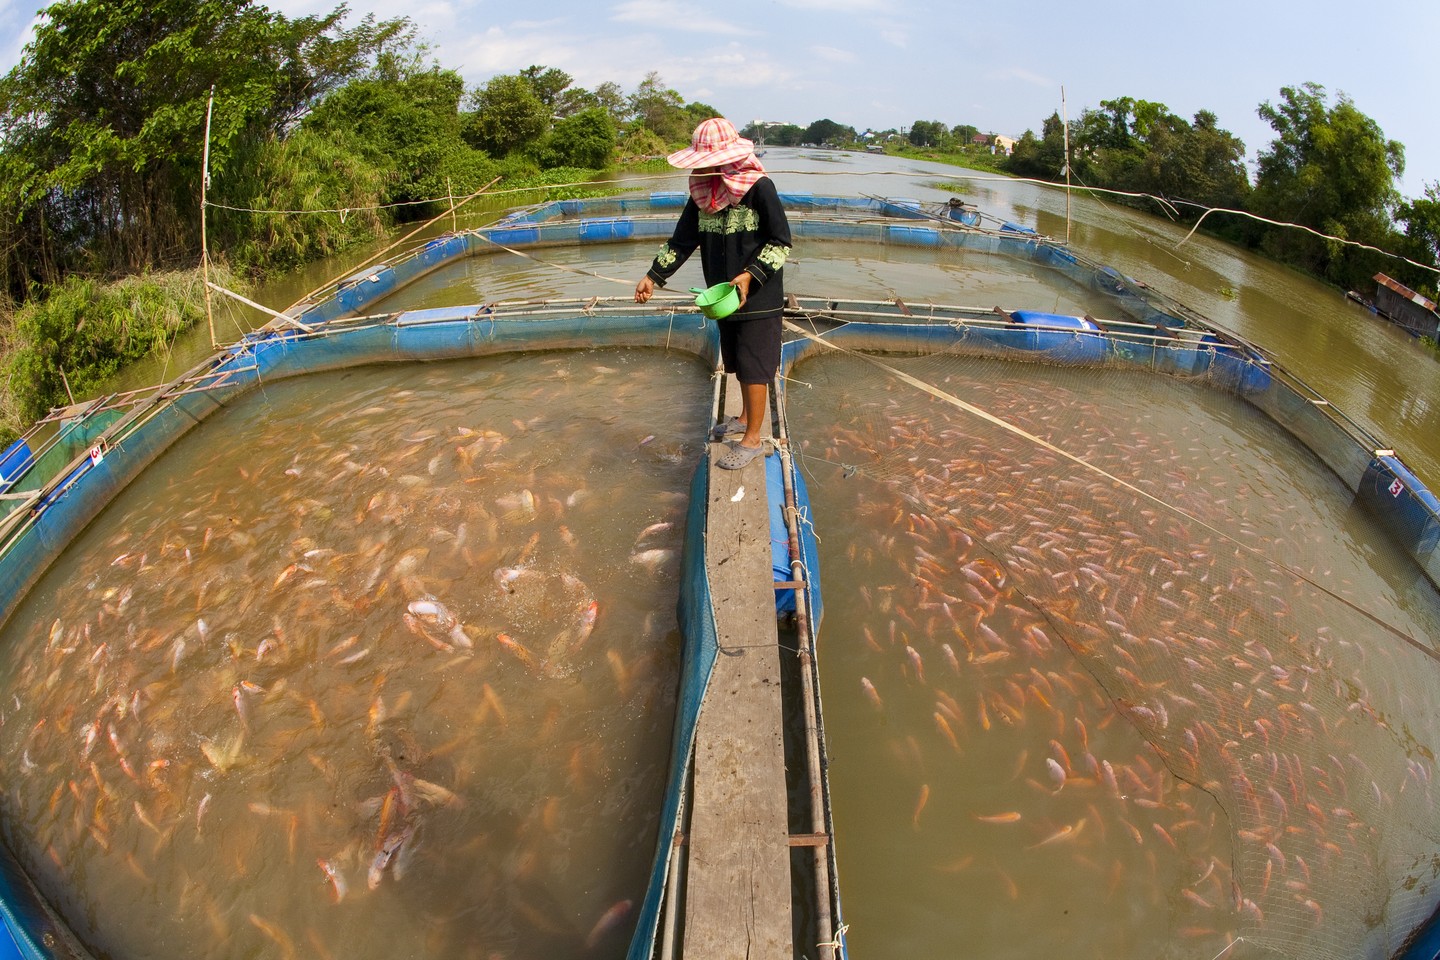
[690,282,740,320]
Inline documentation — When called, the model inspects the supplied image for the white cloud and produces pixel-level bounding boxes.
[0,12,42,74]
[610,0,752,36]
[662,47,798,94]
[776,0,888,10]
[445,25,583,79]
[879,27,907,48]
[810,45,857,64]
[992,66,1054,89]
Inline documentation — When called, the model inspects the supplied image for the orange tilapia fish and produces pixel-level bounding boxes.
[584,899,634,950]
[1027,818,1085,850]
[973,811,1022,824]
[860,677,883,710]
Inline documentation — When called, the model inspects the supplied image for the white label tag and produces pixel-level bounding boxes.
[1389,477,1404,498]
[89,444,104,466]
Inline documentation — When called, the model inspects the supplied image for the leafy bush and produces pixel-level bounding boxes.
[532,109,617,170]
[215,129,389,272]
[618,127,670,162]
[6,269,230,425]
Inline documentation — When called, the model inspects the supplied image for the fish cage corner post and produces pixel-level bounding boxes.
[200,84,217,349]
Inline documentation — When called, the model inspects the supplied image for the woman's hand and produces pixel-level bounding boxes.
[730,271,752,307]
[634,276,655,304]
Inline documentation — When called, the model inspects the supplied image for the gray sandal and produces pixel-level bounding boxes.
[711,416,745,440]
[716,442,766,470]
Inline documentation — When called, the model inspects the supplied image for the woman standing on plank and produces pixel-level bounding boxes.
[635,117,792,470]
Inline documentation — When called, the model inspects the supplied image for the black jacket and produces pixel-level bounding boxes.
[646,176,792,320]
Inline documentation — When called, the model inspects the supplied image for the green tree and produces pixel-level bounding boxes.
[741,121,798,145]
[769,124,805,146]
[1007,112,1066,180]
[802,118,855,146]
[519,65,573,110]
[1251,82,1404,284]
[0,0,408,296]
[466,73,550,157]
[304,59,488,211]
[1397,182,1440,298]
[909,120,943,147]
[533,107,617,169]
[1129,110,1250,212]
[214,126,388,269]
[592,81,628,123]
[628,71,686,141]
[682,101,721,133]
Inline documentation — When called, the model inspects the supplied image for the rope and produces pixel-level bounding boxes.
[1206,937,1244,960]
[784,503,821,544]
[203,171,684,215]
[781,319,1440,662]
[1172,201,1440,276]
[470,232,635,286]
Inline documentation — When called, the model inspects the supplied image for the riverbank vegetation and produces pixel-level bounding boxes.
[901,88,1436,300]
[4,0,1437,444]
[765,90,1438,301]
[0,0,717,440]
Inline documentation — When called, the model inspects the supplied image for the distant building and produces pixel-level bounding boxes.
[1371,274,1440,338]
[972,133,1016,156]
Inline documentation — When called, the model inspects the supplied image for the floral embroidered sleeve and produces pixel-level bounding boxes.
[741,179,793,289]
[646,200,700,287]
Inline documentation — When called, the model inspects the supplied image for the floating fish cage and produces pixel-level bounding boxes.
[0,193,1439,960]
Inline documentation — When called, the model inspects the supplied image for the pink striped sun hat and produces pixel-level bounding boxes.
[666,118,755,169]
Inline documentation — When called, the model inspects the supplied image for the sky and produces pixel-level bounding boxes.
[1,0,1436,199]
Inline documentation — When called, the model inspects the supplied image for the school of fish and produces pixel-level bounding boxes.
[0,351,708,960]
[794,352,1440,960]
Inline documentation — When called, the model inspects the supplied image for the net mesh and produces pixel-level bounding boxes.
[787,332,1440,960]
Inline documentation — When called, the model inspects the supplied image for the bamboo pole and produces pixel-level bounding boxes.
[201,85,217,348]
[205,281,316,333]
[446,176,457,234]
[1062,85,1072,245]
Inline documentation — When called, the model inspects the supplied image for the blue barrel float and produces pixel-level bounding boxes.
[1009,310,1106,364]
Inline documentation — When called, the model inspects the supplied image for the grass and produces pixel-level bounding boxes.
[885,144,1013,177]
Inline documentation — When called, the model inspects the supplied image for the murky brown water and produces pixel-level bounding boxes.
[788,352,1440,960]
[0,349,709,960]
[64,149,1440,958]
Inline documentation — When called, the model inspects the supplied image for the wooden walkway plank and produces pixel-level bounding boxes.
[682,440,792,960]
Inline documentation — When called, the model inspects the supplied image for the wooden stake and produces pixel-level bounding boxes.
[1061,85,1072,245]
[200,85,217,348]
[446,176,457,234]
[58,367,76,405]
